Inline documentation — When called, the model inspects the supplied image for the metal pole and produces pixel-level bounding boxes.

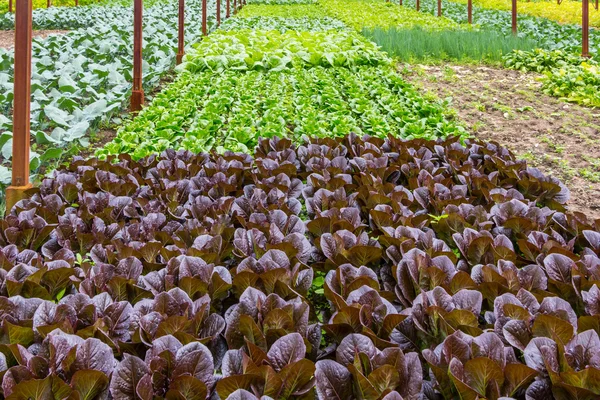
[468,0,472,23]
[437,0,441,15]
[131,0,144,112]
[583,0,590,57]
[202,0,207,35]
[6,0,34,213]
[177,0,184,64]
[226,0,230,17]
[217,0,220,26]
[511,0,517,35]
[416,0,420,11]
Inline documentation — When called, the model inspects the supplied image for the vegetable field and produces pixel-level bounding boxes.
[0,0,599,398]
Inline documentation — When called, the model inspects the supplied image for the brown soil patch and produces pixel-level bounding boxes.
[0,29,68,49]
[401,64,600,220]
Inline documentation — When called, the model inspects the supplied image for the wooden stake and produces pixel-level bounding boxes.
[202,0,207,35]
[233,0,237,14]
[9,0,12,13]
[437,0,441,16]
[226,0,230,17]
[583,0,590,57]
[512,0,517,34]
[7,0,34,213]
[177,0,184,64]
[416,0,420,11]
[131,0,144,112]
[47,0,51,7]
[468,0,472,24]
[217,0,220,26]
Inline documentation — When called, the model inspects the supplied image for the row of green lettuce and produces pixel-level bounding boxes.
[0,0,226,188]
[97,12,467,159]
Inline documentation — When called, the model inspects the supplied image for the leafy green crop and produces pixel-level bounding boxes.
[179,29,390,73]
[540,62,600,107]
[98,65,466,159]
[504,49,600,107]
[221,16,347,32]
[238,3,329,18]
[504,48,591,73]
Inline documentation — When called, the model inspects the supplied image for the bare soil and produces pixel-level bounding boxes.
[401,64,600,220]
[0,29,68,49]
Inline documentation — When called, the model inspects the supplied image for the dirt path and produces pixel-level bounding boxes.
[0,30,68,49]
[401,64,600,220]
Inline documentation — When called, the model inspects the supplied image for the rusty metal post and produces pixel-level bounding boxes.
[416,0,420,11]
[468,0,472,23]
[6,0,34,213]
[202,0,207,35]
[511,0,517,34]
[217,0,220,26]
[583,0,590,57]
[437,0,441,15]
[131,0,144,112]
[226,0,230,17]
[176,0,184,64]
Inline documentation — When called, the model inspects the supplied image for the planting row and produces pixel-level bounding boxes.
[1,134,599,399]
[0,0,225,189]
[98,64,464,159]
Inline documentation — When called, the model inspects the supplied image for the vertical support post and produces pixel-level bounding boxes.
[47,0,51,7]
[468,0,472,23]
[416,0,420,11]
[6,0,33,213]
[511,0,517,34]
[177,0,184,64]
[226,0,230,17]
[217,0,220,26]
[202,0,207,35]
[583,0,589,57]
[131,0,144,112]
[399,0,402,5]
[9,0,12,13]
[437,0,441,15]
[75,0,78,6]
[233,0,237,14]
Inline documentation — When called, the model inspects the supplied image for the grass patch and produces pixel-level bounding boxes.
[363,26,539,63]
